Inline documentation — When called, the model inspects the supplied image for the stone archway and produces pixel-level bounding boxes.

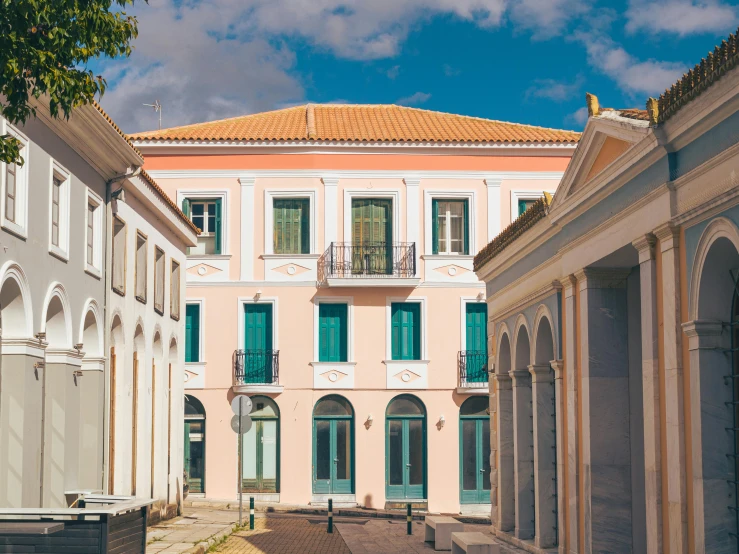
[495,328,514,532]
[512,320,533,540]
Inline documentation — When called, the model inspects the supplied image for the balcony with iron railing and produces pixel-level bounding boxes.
[232,349,283,393]
[317,242,419,287]
[457,350,489,393]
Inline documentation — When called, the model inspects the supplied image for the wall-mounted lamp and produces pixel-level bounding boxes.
[477,291,485,301]
[35,331,46,343]
[254,289,262,301]
[437,415,446,430]
[73,370,83,377]
[74,343,83,353]
[365,414,374,430]
[34,361,45,370]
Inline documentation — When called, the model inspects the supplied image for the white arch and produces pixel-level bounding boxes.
[512,313,532,369]
[496,322,512,376]
[110,311,125,348]
[41,282,73,349]
[0,261,33,338]
[533,304,558,363]
[79,298,104,357]
[689,217,739,320]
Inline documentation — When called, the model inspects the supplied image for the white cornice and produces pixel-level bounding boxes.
[146,169,566,181]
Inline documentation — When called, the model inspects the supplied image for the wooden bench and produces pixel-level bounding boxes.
[451,531,499,554]
[424,516,464,551]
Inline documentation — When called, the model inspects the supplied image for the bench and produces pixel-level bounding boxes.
[424,516,465,551]
[451,531,499,554]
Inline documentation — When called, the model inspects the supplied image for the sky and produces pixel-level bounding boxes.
[94,0,739,135]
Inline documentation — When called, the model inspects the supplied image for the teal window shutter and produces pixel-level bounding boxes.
[214,198,222,254]
[319,303,347,362]
[185,304,200,362]
[274,198,309,254]
[463,199,469,255]
[518,199,528,217]
[391,303,421,360]
[432,200,439,255]
[300,199,310,254]
[182,198,191,219]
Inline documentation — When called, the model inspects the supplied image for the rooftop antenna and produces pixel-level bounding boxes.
[143,100,162,129]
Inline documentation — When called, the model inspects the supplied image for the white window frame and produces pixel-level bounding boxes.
[111,216,127,296]
[176,189,229,256]
[154,246,166,315]
[85,188,104,277]
[510,189,555,221]
[1,122,30,239]
[385,296,428,362]
[185,299,205,363]
[135,230,148,303]
[48,160,71,260]
[423,190,475,256]
[264,189,317,255]
[312,296,354,362]
[170,259,182,320]
[236,296,279,350]
[342,189,401,244]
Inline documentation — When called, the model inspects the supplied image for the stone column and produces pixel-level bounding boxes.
[576,268,633,553]
[322,177,339,249]
[551,360,566,554]
[239,176,256,280]
[633,234,662,554]
[404,177,420,271]
[561,276,579,554]
[655,223,687,554]
[485,178,502,242]
[495,372,515,532]
[530,363,557,548]
[511,368,534,540]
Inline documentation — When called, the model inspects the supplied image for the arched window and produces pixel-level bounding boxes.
[386,395,426,500]
[242,396,280,493]
[459,397,491,505]
[184,395,205,494]
[313,395,354,495]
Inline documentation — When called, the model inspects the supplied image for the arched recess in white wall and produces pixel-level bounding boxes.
[41,282,72,349]
[79,299,103,357]
[512,314,531,370]
[533,304,557,364]
[0,261,33,338]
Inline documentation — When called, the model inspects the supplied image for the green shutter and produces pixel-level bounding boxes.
[463,199,469,255]
[182,198,191,218]
[274,199,309,254]
[391,303,421,361]
[301,200,310,254]
[518,199,527,217]
[319,303,347,362]
[214,198,223,254]
[432,200,439,255]
[185,304,200,362]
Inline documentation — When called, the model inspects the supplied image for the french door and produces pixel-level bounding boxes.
[184,419,205,494]
[465,303,488,383]
[386,418,425,499]
[460,417,491,503]
[351,198,392,274]
[313,418,353,494]
[243,304,273,383]
[243,419,278,492]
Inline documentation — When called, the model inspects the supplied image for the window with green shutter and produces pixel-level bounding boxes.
[517,198,538,217]
[432,199,468,255]
[391,302,421,360]
[274,198,310,254]
[184,198,222,255]
[318,303,348,362]
[185,303,201,362]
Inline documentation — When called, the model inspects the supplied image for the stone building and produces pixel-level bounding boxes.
[474,29,739,554]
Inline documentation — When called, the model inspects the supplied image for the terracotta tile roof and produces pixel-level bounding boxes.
[139,169,200,235]
[615,108,650,121]
[90,99,145,158]
[129,104,581,144]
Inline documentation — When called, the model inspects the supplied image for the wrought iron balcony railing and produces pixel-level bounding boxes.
[233,349,279,386]
[318,242,416,280]
[458,350,489,388]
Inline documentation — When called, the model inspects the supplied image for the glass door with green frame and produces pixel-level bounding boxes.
[386,395,426,500]
[313,396,353,494]
[465,303,488,383]
[243,304,274,384]
[242,396,279,493]
[459,397,491,504]
[351,198,392,274]
[184,396,206,494]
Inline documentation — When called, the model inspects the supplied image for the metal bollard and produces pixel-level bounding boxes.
[250,497,254,530]
[407,503,412,535]
[328,498,333,533]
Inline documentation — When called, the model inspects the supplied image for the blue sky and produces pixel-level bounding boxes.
[96,0,739,134]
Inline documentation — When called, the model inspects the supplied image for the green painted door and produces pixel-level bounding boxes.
[185,304,200,362]
[391,303,421,361]
[460,417,491,503]
[244,304,273,383]
[318,304,347,362]
[313,418,353,494]
[184,420,205,494]
[465,303,488,382]
[243,420,279,492]
[351,198,392,274]
[386,418,425,499]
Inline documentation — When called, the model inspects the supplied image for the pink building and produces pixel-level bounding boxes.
[131,104,578,514]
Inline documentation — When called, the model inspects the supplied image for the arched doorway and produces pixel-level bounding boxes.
[386,394,426,500]
[313,395,353,494]
[242,396,279,493]
[184,395,206,495]
[459,396,491,504]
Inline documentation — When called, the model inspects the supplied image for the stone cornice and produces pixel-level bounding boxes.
[632,233,657,263]
[654,222,680,251]
[575,267,631,290]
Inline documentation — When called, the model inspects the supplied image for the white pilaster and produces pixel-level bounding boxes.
[530,363,557,548]
[495,372,515,532]
[561,275,579,554]
[655,223,687,554]
[239,177,256,281]
[322,177,339,248]
[485,178,502,241]
[551,359,566,554]
[404,178,420,272]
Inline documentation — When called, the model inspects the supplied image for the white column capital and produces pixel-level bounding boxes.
[484,178,502,188]
[654,222,680,251]
[509,368,532,384]
[559,274,578,297]
[632,233,657,264]
[494,372,512,389]
[550,360,564,379]
[321,176,339,187]
[575,267,630,290]
[1,337,46,357]
[528,364,553,383]
[238,176,256,187]
[682,319,724,350]
[403,177,421,187]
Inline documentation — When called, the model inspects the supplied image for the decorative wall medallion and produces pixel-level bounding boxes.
[434,264,469,277]
[329,372,338,382]
[187,263,222,277]
[198,266,207,275]
[394,369,421,383]
[320,369,348,383]
[273,263,310,276]
[287,265,296,275]
[448,267,457,276]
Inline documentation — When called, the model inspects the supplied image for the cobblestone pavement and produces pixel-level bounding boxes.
[147,507,240,554]
[211,514,351,553]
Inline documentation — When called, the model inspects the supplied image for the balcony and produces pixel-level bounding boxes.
[232,349,283,394]
[457,350,489,394]
[317,242,420,287]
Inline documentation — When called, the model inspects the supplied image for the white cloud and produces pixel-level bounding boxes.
[397,92,432,105]
[443,64,461,77]
[625,0,738,36]
[525,76,584,102]
[508,0,589,38]
[386,65,401,79]
[566,106,589,126]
